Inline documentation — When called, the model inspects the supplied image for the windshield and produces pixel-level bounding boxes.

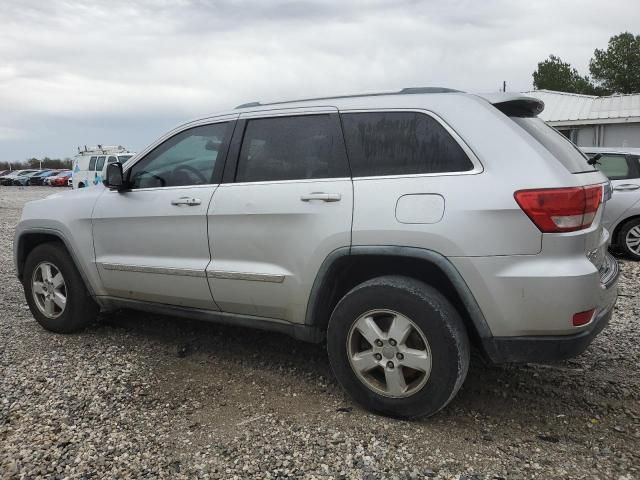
[118,155,132,163]
[511,117,595,173]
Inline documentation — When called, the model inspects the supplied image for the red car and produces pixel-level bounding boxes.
[49,171,72,186]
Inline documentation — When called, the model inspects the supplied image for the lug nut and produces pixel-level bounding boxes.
[374,353,382,361]
[389,339,397,346]
[375,339,383,347]
[396,353,404,360]
[386,361,394,369]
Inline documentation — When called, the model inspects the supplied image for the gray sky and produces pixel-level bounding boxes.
[1,0,639,162]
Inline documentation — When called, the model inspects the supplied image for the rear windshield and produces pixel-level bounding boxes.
[512,117,595,173]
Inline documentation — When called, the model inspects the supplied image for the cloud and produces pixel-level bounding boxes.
[0,0,639,160]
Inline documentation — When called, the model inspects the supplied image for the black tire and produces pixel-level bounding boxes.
[327,275,470,419]
[23,243,99,333]
[618,218,640,261]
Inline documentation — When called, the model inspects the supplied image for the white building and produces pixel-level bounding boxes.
[524,89,640,148]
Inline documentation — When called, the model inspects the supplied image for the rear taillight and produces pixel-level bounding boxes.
[514,184,603,233]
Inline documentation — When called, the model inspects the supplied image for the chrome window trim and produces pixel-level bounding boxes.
[99,262,206,278]
[104,184,218,194]
[339,107,484,178]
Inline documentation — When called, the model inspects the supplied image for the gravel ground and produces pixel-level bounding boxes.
[1,186,638,480]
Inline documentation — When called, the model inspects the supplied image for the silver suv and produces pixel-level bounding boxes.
[14,88,619,418]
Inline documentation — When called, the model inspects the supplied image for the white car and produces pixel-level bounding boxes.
[582,147,640,259]
[71,146,135,189]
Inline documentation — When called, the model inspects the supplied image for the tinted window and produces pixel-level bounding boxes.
[512,117,595,173]
[88,156,97,171]
[595,154,631,180]
[117,155,132,163]
[96,156,106,171]
[236,115,347,182]
[129,123,231,189]
[108,156,118,164]
[341,112,474,177]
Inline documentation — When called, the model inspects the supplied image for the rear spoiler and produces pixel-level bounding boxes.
[476,93,545,117]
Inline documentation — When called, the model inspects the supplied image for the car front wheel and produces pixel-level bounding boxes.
[23,243,99,333]
[327,275,470,419]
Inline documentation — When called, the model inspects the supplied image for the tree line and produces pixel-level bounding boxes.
[533,32,640,95]
[0,157,73,171]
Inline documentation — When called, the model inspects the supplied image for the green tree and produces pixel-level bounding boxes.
[589,32,640,94]
[532,55,602,94]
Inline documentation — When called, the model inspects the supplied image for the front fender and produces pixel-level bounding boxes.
[14,188,106,297]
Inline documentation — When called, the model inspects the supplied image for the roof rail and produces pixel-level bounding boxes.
[234,87,462,109]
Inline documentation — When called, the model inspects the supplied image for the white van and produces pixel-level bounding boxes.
[72,146,135,189]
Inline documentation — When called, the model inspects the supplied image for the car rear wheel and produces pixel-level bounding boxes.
[619,218,640,260]
[327,275,470,418]
[23,243,99,333]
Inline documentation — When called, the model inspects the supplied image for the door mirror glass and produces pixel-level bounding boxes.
[104,162,125,190]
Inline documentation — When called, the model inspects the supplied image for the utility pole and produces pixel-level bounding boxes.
[503,81,506,92]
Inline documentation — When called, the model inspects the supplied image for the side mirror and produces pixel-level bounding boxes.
[104,162,126,190]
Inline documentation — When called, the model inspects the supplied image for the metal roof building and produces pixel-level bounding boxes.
[524,89,640,148]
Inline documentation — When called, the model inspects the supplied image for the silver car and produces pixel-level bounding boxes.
[14,88,619,418]
[582,147,640,260]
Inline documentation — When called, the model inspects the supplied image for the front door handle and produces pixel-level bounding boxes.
[300,192,342,202]
[614,184,640,192]
[171,196,202,206]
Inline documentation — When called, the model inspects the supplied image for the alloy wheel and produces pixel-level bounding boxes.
[31,261,67,319]
[347,309,432,398]
[625,225,640,255]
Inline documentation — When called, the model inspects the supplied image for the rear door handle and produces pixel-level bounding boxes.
[614,184,640,191]
[300,192,342,202]
[171,196,202,206]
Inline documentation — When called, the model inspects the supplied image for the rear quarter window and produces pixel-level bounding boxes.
[511,117,595,173]
[341,111,474,177]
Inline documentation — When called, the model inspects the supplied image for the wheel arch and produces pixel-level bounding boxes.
[15,229,95,296]
[612,214,640,247]
[305,246,492,346]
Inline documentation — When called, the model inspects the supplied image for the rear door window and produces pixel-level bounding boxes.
[88,156,97,171]
[511,117,595,173]
[341,111,474,177]
[235,114,348,182]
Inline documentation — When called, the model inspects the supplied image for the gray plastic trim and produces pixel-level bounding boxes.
[304,246,492,339]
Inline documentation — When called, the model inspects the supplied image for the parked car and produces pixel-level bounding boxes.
[13,170,50,186]
[72,146,135,189]
[48,171,72,187]
[30,170,63,186]
[582,147,640,259]
[14,88,619,419]
[0,170,11,177]
[0,169,39,186]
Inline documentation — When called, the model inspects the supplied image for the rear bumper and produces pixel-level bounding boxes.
[481,296,615,363]
[479,252,619,363]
